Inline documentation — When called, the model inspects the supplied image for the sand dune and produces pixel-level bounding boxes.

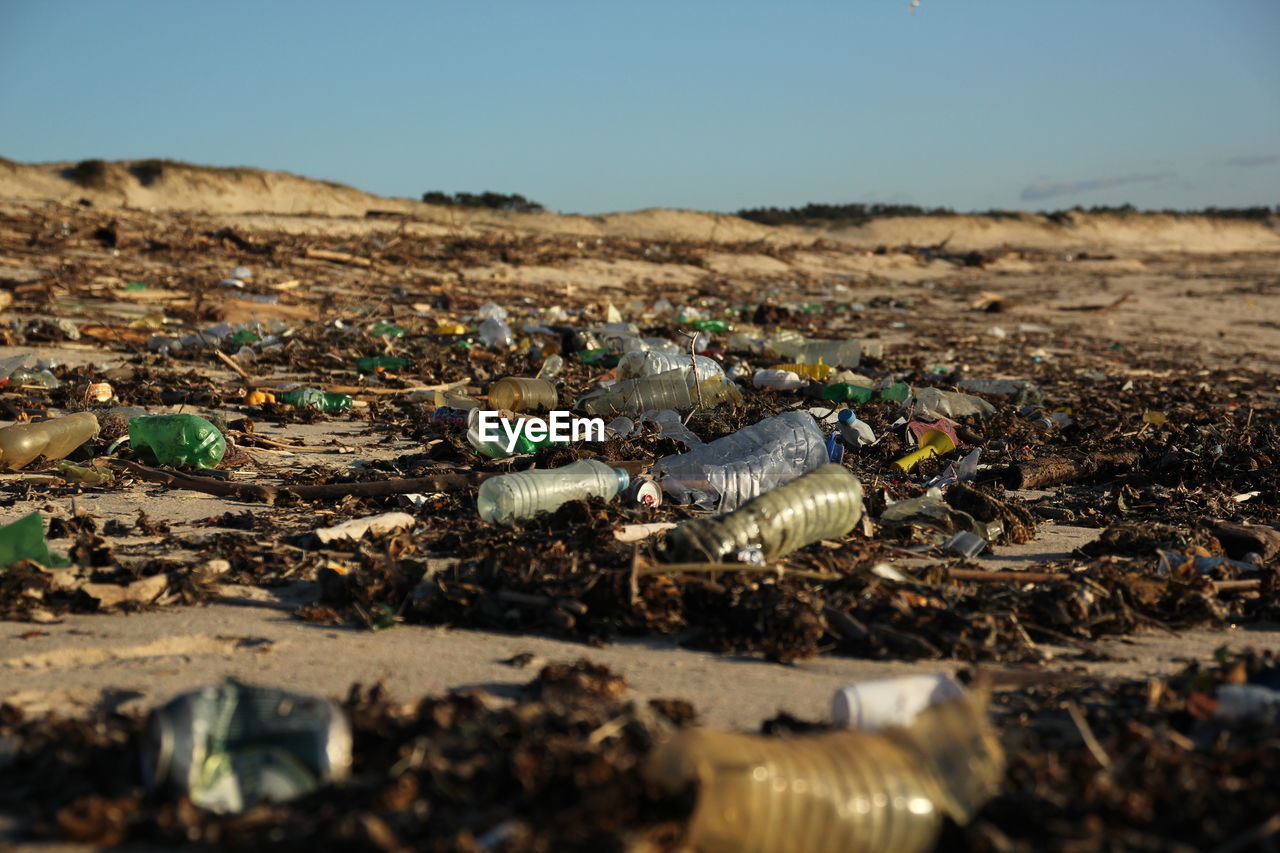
[2,157,1278,253]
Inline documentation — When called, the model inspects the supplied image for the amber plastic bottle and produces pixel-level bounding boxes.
[0,412,99,470]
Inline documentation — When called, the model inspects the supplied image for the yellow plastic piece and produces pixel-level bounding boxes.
[245,391,276,405]
[435,322,467,335]
[892,428,956,473]
[775,358,834,381]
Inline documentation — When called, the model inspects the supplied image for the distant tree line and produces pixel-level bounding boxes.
[737,201,1279,226]
[421,190,544,212]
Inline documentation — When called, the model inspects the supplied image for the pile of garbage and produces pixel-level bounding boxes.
[0,202,1277,849]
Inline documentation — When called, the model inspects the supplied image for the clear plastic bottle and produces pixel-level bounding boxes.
[0,412,100,470]
[767,334,868,368]
[488,377,558,412]
[664,463,864,561]
[646,694,1003,853]
[578,369,741,417]
[655,410,828,511]
[7,367,61,389]
[911,388,995,420]
[477,459,629,524]
[478,317,514,347]
[536,354,564,380]
[616,351,723,382]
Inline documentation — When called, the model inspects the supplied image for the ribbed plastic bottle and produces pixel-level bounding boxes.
[646,694,1004,853]
[477,459,629,524]
[664,463,864,561]
[615,351,723,382]
[279,388,354,414]
[578,369,741,417]
[654,410,828,511]
[488,377,558,412]
[0,412,100,470]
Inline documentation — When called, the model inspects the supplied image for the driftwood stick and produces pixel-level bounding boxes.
[109,460,495,503]
[1000,451,1140,490]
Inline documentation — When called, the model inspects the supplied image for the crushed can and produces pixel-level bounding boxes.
[431,406,471,428]
[142,679,352,814]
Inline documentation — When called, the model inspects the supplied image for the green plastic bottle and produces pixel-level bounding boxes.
[356,356,409,373]
[129,414,227,468]
[279,388,354,414]
[822,383,875,404]
[688,319,730,332]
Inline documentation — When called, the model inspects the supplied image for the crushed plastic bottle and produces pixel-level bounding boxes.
[488,377,558,412]
[664,463,864,561]
[646,693,1003,853]
[767,333,879,368]
[129,414,226,468]
[7,367,60,389]
[476,303,508,321]
[775,359,833,381]
[615,350,723,382]
[477,459,629,524]
[637,409,704,449]
[143,679,352,814]
[279,388,354,414]
[0,512,71,569]
[0,412,100,470]
[654,410,828,511]
[835,409,877,448]
[578,369,742,417]
[912,388,995,420]
[959,377,1042,405]
[465,409,565,459]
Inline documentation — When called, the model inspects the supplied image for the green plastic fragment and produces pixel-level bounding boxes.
[124,281,148,291]
[370,321,406,338]
[688,319,730,332]
[229,329,259,347]
[579,348,621,367]
[129,414,227,468]
[356,356,409,373]
[279,388,353,414]
[0,512,70,569]
[878,382,912,402]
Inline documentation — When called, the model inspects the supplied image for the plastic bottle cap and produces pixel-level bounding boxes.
[838,409,856,423]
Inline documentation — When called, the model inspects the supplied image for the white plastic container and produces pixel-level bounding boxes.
[831,674,966,731]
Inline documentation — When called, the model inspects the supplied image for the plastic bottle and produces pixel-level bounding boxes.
[478,317,514,347]
[831,674,966,731]
[129,414,226,468]
[911,387,995,419]
[477,459,629,524]
[279,388,354,414]
[836,409,876,447]
[488,378,558,412]
[356,356,409,373]
[616,351,723,382]
[143,679,351,814]
[578,369,742,417]
[823,383,875,404]
[664,463,864,561]
[767,334,868,368]
[465,409,566,459]
[752,369,805,391]
[0,412,100,470]
[7,367,61,389]
[646,694,1003,853]
[654,410,828,511]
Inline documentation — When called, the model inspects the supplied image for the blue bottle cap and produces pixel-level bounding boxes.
[838,409,856,423]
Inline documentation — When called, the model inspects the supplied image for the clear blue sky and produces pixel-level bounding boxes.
[2,0,1277,214]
